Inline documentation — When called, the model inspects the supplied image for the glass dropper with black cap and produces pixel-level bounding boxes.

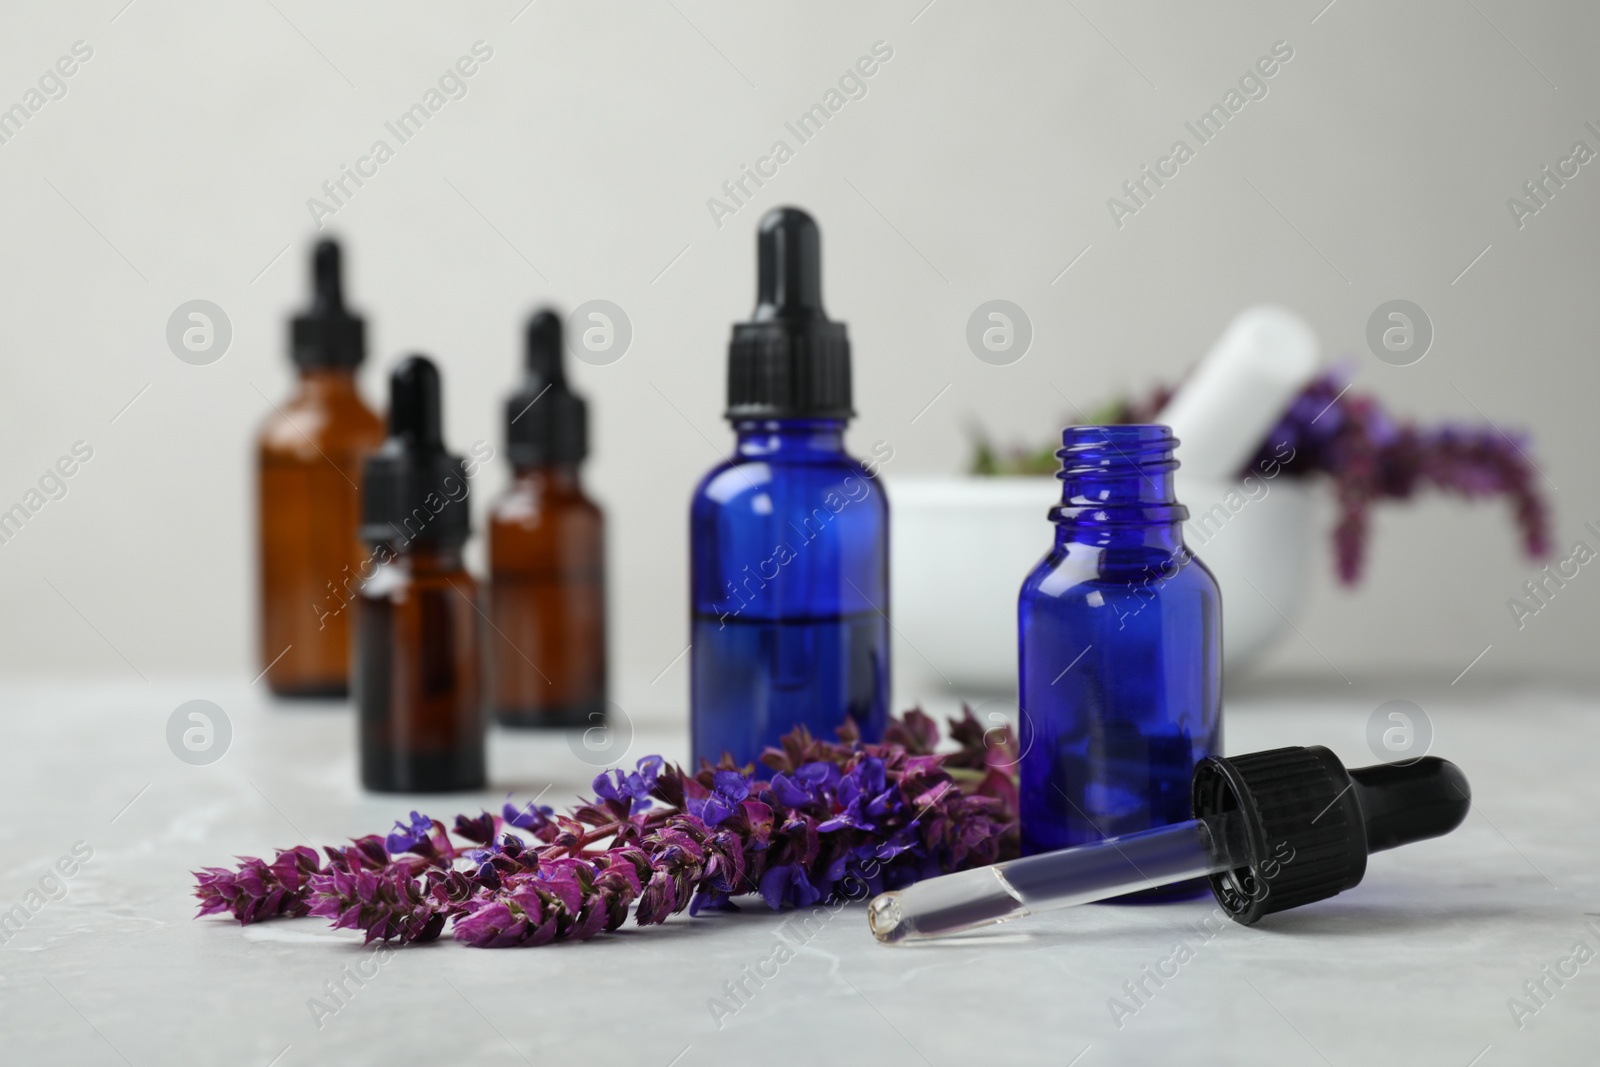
[868,746,1471,944]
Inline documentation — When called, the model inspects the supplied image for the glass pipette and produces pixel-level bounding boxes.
[869,745,1471,945]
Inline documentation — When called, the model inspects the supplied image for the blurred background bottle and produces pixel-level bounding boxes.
[489,311,607,729]
[257,240,384,698]
[356,356,484,792]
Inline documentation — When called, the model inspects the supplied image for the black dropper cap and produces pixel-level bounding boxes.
[361,356,471,547]
[291,239,365,369]
[1192,746,1471,924]
[505,310,588,467]
[726,207,853,421]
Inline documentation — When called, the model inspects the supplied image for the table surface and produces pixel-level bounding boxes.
[1,677,1596,1067]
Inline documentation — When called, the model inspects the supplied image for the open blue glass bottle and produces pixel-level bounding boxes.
[1018,425,1221,899]
[690,207,890,772]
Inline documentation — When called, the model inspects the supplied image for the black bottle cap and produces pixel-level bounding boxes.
[726,206,853,421]
[291,239,366,369]
[361,356,471,547]
[1192,746,1471,925]
[505,310,588,467]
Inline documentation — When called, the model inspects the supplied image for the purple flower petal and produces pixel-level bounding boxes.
[384,811,434,854]
[769,773,812,808]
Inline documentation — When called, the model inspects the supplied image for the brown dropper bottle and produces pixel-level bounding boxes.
[356,356,485,792]
[489,311,607,728]
[257,240,385,698]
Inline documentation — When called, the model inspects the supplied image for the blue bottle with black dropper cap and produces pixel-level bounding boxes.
[690,207,890,771]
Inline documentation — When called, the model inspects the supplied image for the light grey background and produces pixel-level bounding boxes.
[0,0,1595,718]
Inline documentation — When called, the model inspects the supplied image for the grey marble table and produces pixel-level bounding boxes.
[1,677,1596,1066]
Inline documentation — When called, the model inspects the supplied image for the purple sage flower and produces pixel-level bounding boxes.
[196,709,1023,951]
[769,761,841,808]
[503,798,554,832]
[385,811,436,855]
[593,755,665,815]
[686,770,750,827]
[759,864,822,910]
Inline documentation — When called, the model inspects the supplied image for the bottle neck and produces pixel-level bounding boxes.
[510,463,582,492]
[1051,425,1188,552]
[295,366,362,399]
[732,418,847,459]
[383,541,466,574]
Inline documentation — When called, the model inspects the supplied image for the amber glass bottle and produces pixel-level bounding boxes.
[357,356,485,792]
[258,240,384,698]
[489,311,606,728]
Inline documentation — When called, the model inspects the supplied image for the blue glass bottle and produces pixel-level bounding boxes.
[1018,425,1221,897]
[690,207,890,771]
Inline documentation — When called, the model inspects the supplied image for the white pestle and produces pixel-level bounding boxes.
[1155,306,1320,481]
